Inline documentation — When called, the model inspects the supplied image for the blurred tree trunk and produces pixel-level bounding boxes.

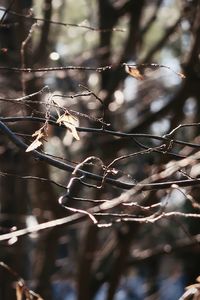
[0,1,65,299]
[0,2,33,299]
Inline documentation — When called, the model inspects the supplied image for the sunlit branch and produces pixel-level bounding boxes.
[0,209,199,242]
[0,65,112,73]
[62,206,98,225]
[117,211,200,224]
[0,63,185,78]
[164,122,200,138]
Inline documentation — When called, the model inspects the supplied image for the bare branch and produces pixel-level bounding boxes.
[0,262,43,299]
[2,116,200,149]
[0,7,125,32]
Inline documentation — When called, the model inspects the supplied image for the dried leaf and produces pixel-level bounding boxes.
[16,283,23,300]
[125,65,144,80]
[64,122,80,140]
[57,113,79,127]
[26,127,47,152]
[57,113,80,140]
[124,63,186,80]
[32,129,44,138]
[26,139,42,152]
[177,72,186,79]
[24,289,32,300]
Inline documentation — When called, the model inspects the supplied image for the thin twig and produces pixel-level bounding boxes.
[0,65,112,73]
[21,22,38,94]
[0,7,126,32]
[2,116,200,149]
[1,120,200,190]
[0,262,43,299]
[0,170,67,190]
[0,209,199,242]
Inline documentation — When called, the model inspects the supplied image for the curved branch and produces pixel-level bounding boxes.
[2,116,200,149]
[1,120,200,191]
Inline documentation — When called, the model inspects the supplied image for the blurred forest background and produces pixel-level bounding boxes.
[0,0,200,299]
